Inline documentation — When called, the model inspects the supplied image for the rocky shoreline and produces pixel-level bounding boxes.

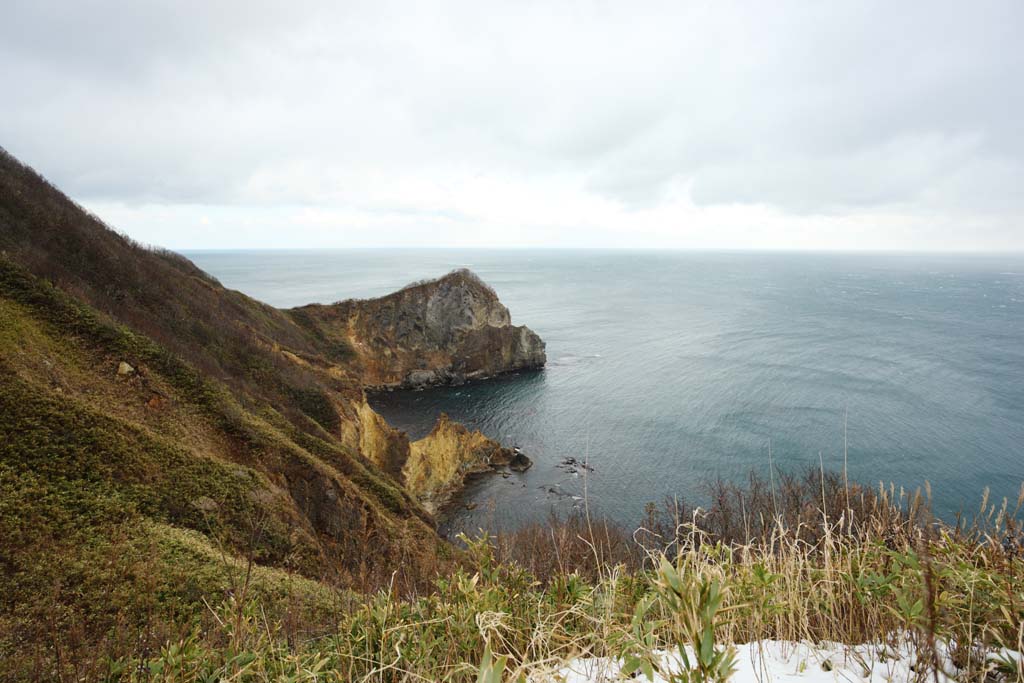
[316,269,545,516]
[403,414,532,515]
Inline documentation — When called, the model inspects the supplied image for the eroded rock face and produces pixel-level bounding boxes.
[339,398,410,480]
[292,269,546,388]
[287,269,544,516]
[403,413,531,515]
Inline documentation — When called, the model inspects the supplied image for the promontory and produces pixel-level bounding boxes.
[291,268,546,388]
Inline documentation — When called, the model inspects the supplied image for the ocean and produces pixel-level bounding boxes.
[185,249,1024,533]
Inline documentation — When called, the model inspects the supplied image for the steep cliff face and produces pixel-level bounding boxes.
[404,414,531,515]
[291,269,546,388]
[341,398,411,480]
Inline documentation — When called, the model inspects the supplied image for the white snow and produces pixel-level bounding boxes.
[542,640,1019,683]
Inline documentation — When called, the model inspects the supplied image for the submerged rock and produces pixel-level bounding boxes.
[508,450,532,472]
[558,456,593,474]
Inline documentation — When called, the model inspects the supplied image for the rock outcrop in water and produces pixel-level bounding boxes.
[291,269,546,388]
[294,268,542,516]
[403,414,532,515]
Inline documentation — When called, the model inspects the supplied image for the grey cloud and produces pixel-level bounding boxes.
[0,0,1022,246]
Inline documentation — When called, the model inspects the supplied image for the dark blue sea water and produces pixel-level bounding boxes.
[185,249,1024,533]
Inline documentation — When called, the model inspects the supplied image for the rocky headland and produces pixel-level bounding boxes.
[291,268,546,389]
[323,270,542,515]
[403,413,531,515]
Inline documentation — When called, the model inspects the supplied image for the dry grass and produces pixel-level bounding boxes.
[20,470,1016,683]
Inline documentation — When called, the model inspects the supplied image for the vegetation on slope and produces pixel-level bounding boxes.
[25,473,1021,682]
[0,149,330,399]
[0,239,450,677]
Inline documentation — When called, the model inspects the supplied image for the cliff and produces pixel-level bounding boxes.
[290,269,546,388]
[0,145,541,635]
[404,414,532,515]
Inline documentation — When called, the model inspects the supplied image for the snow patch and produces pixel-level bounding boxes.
[541,640,1020,683]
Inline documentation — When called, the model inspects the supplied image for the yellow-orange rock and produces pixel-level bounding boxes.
[404,413,531,515]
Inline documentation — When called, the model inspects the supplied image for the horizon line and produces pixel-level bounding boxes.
[173,246,1024,256]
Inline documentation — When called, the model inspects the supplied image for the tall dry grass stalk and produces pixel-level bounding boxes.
[23,470,1024,682]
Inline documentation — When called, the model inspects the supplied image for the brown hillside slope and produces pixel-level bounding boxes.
[0,147,547,676]
[0,146,447,591]
[0,251,458,675]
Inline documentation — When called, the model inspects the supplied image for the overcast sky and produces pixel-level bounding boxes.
[2,1,1022,251]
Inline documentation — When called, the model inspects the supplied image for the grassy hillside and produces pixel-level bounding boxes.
[0,149,406,445]
[0,150,461,679]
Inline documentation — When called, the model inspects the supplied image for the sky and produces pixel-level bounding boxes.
[2,1,1023,251]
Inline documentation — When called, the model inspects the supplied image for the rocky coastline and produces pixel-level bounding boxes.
[318,269,545,515]
[403,414,532,515]
[291,268,546,389]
